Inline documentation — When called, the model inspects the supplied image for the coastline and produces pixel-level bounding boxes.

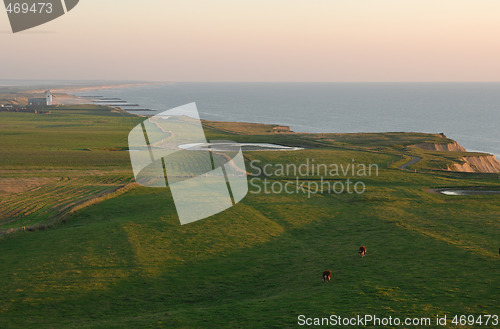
[27,81,163,94]
[72,82,500,160]
[4,82,499,160]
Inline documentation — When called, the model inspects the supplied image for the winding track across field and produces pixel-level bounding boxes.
[399,156,421,170]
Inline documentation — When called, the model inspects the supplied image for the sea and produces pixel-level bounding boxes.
[75,82,500,159]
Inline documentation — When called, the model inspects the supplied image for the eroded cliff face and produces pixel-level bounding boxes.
[449,155,500,173]
[411,140,500,173]
[412,141,467,152]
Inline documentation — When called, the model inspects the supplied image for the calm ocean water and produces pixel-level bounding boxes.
[77,83,500,158]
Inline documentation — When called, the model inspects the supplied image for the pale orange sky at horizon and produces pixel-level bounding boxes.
[1,0,499,82]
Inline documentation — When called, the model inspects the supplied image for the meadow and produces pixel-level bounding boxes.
[0,105,498,328]
[0,105,139,234]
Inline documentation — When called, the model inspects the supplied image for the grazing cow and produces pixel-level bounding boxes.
[358,246,367,257]
[322,270,332,282]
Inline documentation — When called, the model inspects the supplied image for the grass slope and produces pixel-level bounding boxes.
[0,106,140,234]
[0,106,498,328]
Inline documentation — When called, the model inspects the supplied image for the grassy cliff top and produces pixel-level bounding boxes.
[0,104,498,328]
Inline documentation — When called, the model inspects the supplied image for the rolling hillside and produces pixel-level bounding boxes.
[0,105,498,328]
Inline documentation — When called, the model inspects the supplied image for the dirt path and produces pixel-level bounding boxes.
[399,156,421,170]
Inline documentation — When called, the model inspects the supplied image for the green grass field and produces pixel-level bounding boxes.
[0,105,498,328]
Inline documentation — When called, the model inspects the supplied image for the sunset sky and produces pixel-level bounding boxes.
[1,0,499,82]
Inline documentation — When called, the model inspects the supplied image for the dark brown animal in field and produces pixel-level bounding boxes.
[322,270,332,282]
[358,246,367,257]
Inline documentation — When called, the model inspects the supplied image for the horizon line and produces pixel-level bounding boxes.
[2,79,500,84]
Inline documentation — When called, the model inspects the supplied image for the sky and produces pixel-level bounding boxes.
[1,0,499,82]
